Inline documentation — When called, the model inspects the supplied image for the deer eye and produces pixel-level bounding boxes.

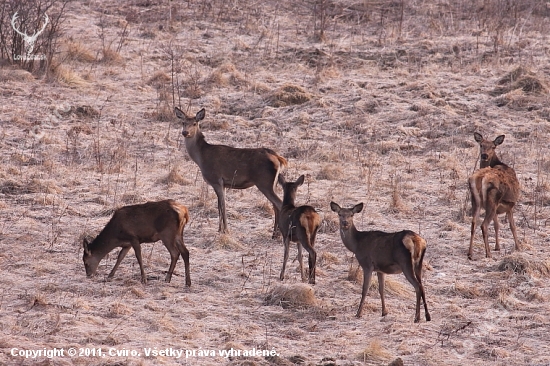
[193,123,197,126]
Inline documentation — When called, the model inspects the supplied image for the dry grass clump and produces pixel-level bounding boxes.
[66,41,96,62]
[0,179,61,195]
[267,84,313,107]
[316,164,343,180]
[158,167,191,186]
[50,64,89,87]
[491,66,547,96]
[452,281,483,299]
[209,233,244,250]
[0,69,34,82]
[358,339,393,363]
[147,71,171,89]
[101,48,124,64]
[498,253,550,277]
[264,283,317,309]
[318,251,340,267]
[208,63,247,88]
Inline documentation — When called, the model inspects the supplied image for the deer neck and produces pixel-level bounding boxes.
[481,154,505,169]
[281,191,296,210]
[88,234,117,259]
[184,131,208,165]
[339,224,360,254]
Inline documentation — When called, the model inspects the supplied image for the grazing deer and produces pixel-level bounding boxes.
[175,107,287,238]
[468,132,520,259]
[82,200,191,287]
[278,175,321,284]
[330,202,431,323]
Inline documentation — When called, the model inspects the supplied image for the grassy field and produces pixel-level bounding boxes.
[1,1,550,365]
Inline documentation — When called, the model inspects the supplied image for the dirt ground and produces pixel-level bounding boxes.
[1,1,550,365]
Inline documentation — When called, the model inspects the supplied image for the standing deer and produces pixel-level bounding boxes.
[330,202,431,323]
[278,175,321,284]
[82,200,191,287]
[176,107,287,238]
[468,132,520,259]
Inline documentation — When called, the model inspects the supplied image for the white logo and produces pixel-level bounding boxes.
[11,12,49,60]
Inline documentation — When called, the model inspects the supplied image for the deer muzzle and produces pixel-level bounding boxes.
[182,130,189,137]
[480,153,489,160]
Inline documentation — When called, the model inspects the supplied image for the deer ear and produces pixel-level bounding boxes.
[296,175,305,186]
[82,238,91,256]
[174,107,185,119]
[277,174,285,186]
[474,132,483,143]
[330,202,341,213]
[352,203,364,214]
[494,135,505,146]
[195,108,206,122]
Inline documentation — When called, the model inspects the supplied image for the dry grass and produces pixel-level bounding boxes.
[2,1,550,365]
[264,284,317,309]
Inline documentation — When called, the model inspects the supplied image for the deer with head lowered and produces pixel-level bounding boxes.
[176,107,287,238]
[468,132,520,260]
[278,175,321,284]
[82,200,191,287]
[330,202,431,323]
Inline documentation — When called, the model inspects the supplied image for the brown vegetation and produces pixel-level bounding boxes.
[1,0,550,365]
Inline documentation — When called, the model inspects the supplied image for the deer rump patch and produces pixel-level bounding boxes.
[402,233,426,264]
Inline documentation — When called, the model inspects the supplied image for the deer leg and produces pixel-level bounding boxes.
[272,205,281,239]
[297,242,305,282]
[279,236,291,281]
[468,191,481,260]
[414,251,431,321]
[493,214,500,251]
[507,210,520,251]
[482,188,499,258]
[176,238,192,287]
[301,235,317,285]
[357,266,373,318]
[108,246,131,279]
[256,185,283,239]
[131,241,147,283]
[163,238,180,283]
[377,272,388,317]
[400,261,424,322]
[213,183,228,234]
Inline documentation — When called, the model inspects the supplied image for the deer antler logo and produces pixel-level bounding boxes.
[11,12,49,58]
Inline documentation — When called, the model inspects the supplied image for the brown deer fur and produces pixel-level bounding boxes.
[82,200,191,286]
[175,107,287,238]
[278,175,321,284]
[468,132,520,259]
[330,202,431,323]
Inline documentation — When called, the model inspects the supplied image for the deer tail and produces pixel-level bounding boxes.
[170,202,190,236]
[402,232,426,267]
[268,152,288,191]
[299,210,321,245]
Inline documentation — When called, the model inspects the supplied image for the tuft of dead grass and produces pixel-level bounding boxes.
[498,253,550,277]
[358,339,393,363]
[267,84,313,107]
[0,69,34,82]
[207,234,244,250]
[102,48,124,64]
[158,168,191,186]
[147,71,171,89]
[51,64,89,87]
[208,63,247,88]
[316,164,343,180]
[264,283,317,309]
[66,41,96,62]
